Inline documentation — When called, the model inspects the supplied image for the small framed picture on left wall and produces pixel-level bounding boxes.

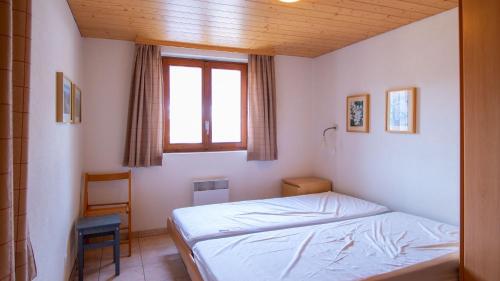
[72,84,82,123]
[56,72,73,123]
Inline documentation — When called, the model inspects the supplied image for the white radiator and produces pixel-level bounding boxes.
[192,178,229,206]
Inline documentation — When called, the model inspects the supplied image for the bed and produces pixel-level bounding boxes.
[171,191,390,247]
[168,191,389,281]
[192,212,459,281]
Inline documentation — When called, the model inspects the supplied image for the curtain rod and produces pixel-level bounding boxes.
[135,37,275,56]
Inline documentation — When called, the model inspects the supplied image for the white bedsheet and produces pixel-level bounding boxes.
[172,192,389,247]
[193,212,459,281]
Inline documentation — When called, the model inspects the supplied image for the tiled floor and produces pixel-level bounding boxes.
[77,234,191,281]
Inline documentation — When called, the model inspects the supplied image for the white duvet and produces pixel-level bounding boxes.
[172,192,389,247]
[193,212,459,281]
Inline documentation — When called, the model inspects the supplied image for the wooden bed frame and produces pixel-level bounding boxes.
[167,206,458,281]
[168,214,458,281]
[168,215,458,281]
[167,217,204,281]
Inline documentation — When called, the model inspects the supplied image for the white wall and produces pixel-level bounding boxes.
[311,9,460,225]
[82,39,315,231]
[29,0,84,280]
[81,8,460,231]
[24,4,458,280]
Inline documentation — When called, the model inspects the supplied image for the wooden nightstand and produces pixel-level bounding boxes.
[281,177,332,197]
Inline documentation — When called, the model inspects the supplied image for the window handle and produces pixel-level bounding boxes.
[204,120,210,135]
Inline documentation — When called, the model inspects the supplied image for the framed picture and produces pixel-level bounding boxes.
[72,84,82,123]
[56,72,73,123]
[386,87,417,133]
[346,94,369,133]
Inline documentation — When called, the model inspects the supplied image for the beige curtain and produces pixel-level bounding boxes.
[247,55,278,161]
[0,0,37,280]
[124,45,163,167]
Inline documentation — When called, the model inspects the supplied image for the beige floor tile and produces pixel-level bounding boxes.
[141,250,178,266]
[100,255,142,273]
[101,240,142,271]
[99,265,145,281]
[140,236,178,265]
[143,254,188,281]
[76,233,191,281]
[143,262,183,281]
[102,240,140,257]
[139,235,172,249]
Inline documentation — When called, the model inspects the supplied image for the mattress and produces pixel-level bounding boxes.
[193,212,459,281]
[172,191,389,247]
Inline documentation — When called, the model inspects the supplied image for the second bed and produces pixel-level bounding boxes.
[171,191,390,247]
[193,212,459,281]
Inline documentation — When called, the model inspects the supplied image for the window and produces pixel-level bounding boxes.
[162,57,247,152]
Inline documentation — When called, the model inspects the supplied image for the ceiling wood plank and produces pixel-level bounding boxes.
[79,21,346,52]
[72,11,361,47]
[71,0,404,30]
[395,0,458,9]
[136,37,276,56]
[67,0,458,57]
[69,3,383,38]
[352,0,445,14]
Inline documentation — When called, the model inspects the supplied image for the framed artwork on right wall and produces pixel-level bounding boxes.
[346,94,370,133]
[386,87,417,134]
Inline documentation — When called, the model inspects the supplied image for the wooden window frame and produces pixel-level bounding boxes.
[162,57,248,153]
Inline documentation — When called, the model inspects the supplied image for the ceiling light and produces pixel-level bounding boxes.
[279,0,300,3]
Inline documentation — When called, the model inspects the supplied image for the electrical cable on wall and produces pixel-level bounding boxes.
[321,125,337,156]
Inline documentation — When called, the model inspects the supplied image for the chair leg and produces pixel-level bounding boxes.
[114,226,120,276]
[128,211,132,257]
[78,232,84,281]
[128,234,132,257]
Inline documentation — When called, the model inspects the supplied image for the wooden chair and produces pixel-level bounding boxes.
[84,170,132,256]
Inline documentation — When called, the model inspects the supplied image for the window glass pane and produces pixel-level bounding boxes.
[169,65,202,144]
[211,69,242,143]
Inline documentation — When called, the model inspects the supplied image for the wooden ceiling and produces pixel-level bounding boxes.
[67,0,458,58]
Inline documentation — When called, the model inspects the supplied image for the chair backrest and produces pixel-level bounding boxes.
[84,170,131,214]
